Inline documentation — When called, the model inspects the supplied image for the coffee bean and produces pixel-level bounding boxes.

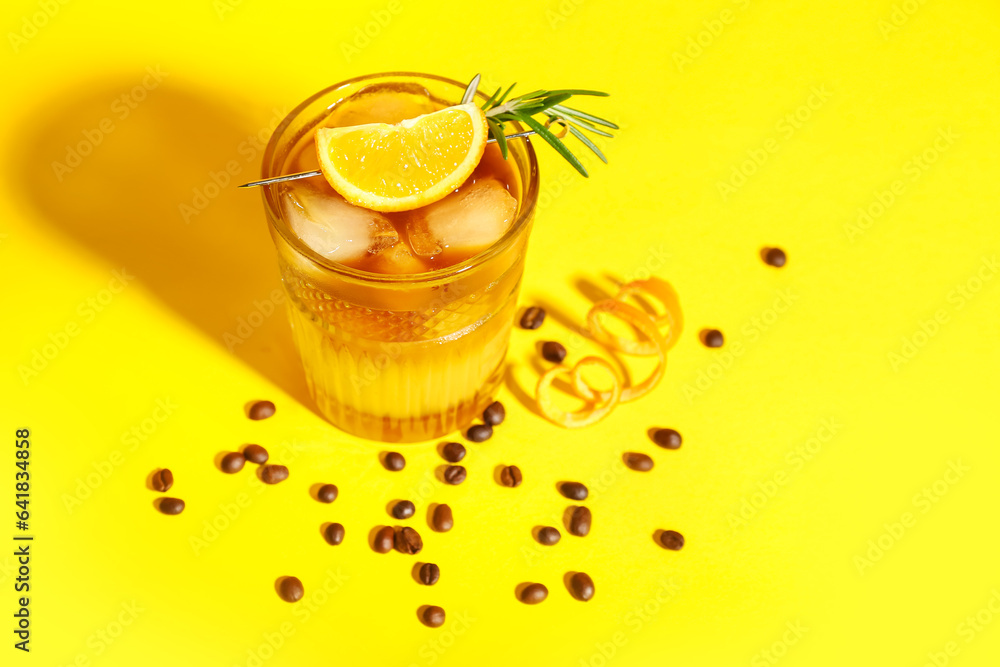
[422,605,446,628]
[541,341,567,363]
[158,497,185,515]
[763,247,787,268]
[248,400,276,420]
[317,484,338,503]
[499,465,522,487]
[520,306,546,330]
[419,563,440,586]
[395,527,423,555]
[221,452,245,474]
[559,481,588,500]
[537,526,561,545]
[443,465,466,485]
[569,506,591,536]
[324,522,345,545]
[569,572,595,601]
[260,464,289,484]
[520,583,548,604]
[392,500,415,519]
[373,526,394,553]
[278,576,303,602]
[441,442,466,462]
[482,401,506,426]
[243,444,269,464]
[651,428,682,450]
[432,504,453,532]
[702,329,724,348]
[659,530,685,550]
[624,452,654,471]
[466,424,493,442]
[151,468,173,493]
[384,452,405,471]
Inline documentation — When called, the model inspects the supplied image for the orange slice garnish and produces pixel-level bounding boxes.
[315,103,488,212]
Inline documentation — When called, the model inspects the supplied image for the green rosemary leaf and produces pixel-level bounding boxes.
[487,117,509,159]
[497,82,518,105]
[481,86,503,110]
[461,74,481,105]
[541,89,609,98]
[519,114,588,177]
[551,104,620,129]
[549,108,614,137]
[565,123,608,163]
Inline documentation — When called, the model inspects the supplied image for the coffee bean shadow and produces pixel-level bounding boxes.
[308,483,328,502]
[319,522,336,545]
[652,528,665,548]
[213,451,235,473]
[411,562,427,585]
[433,465,450,483]
[145,468,163,491]
[434,441,461,461]
[416,605,432,626]
[426,503,447,532]
[8,77,317,416]
[563,571,578,598]
[492,464,507,485]
[530,525,545,543]
[562,505,579,533]
[514,582,533,601]
[385,499,403,518]
[273,576,293,599]
[368,525,387,552]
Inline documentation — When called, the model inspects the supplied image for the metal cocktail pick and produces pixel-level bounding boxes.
[238,129,536,189]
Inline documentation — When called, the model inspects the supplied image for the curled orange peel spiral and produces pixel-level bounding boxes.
[535,356,622,428]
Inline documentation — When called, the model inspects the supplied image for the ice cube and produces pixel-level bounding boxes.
[323,83,438,127]
[281,183,398,263]
[368,241,429,275]
[406,178,518,261]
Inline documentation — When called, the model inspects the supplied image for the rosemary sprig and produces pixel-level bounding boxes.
[460,73,618,177]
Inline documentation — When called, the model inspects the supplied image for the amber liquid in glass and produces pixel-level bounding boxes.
[267,79,533,442]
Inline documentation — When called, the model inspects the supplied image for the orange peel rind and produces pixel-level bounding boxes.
[613,277,684,353]
[585,299,667,403]
[536,356,622,428]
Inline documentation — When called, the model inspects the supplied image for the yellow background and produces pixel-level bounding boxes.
[3,0,1000,665]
